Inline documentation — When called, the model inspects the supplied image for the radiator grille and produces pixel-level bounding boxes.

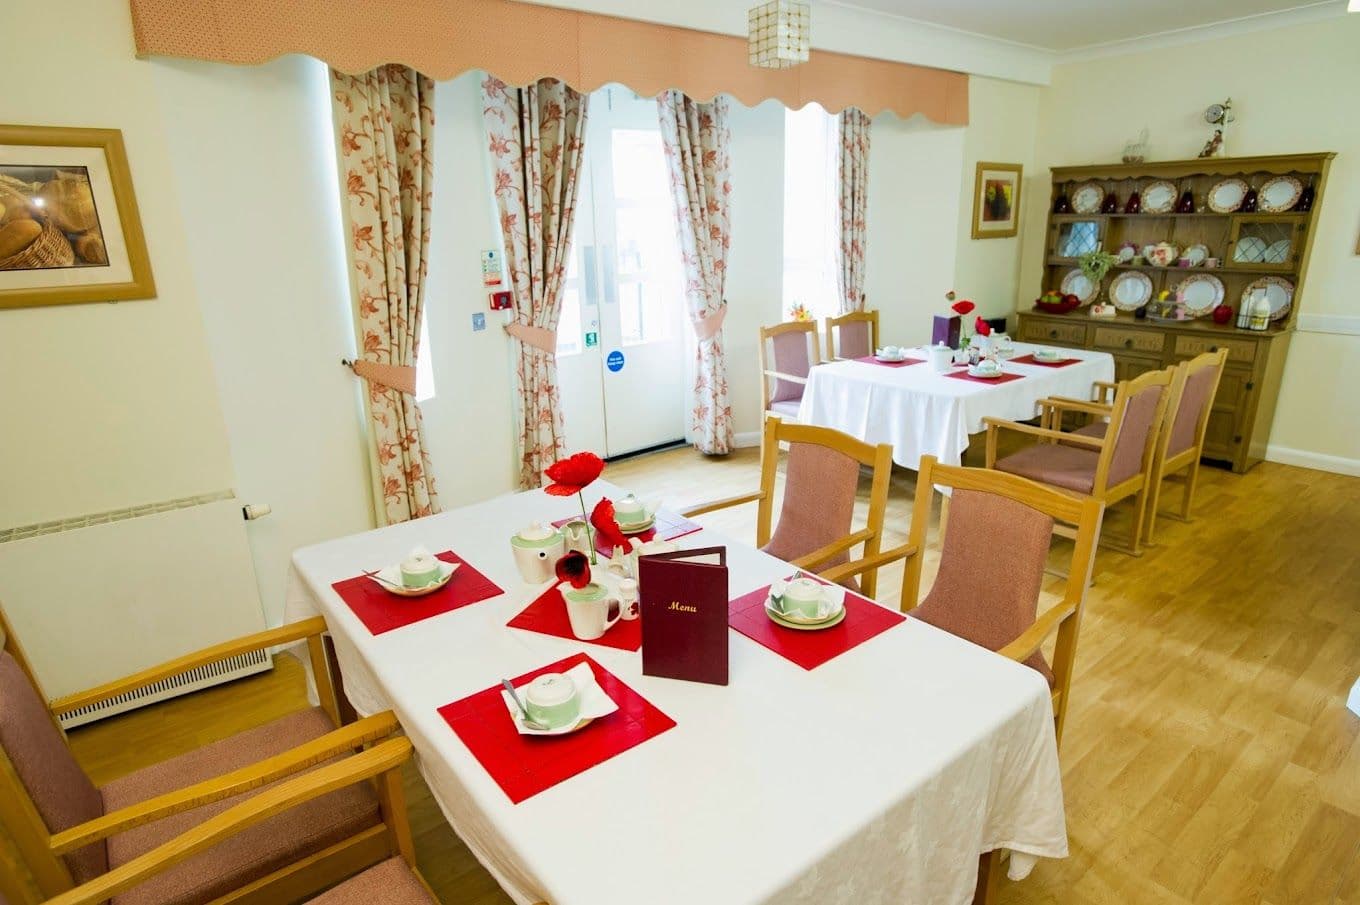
[59,648,272,728]
[0,490,236,542]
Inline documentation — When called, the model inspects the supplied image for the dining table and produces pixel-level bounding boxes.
[284,481,1067,905]
[798,341,1116,469]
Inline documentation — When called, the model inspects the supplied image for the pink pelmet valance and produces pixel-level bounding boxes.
[128,0,968,124]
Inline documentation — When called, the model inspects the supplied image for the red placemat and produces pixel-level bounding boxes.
[853,356,925,368]
[1010,353,1082,367]
[728,580,905,671]
[331,551,504,636]
[506,583,642,651]
[552,509,703,558]
[438,652,675,804]
[944,370,1025,386]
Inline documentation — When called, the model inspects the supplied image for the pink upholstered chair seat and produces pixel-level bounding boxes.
[769,399,801,418]
[993,443,1098,494]
[907,489,1056,686]
[101,707,379,905]
[308,857,435,904]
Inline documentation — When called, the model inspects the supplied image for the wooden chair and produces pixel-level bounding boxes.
[36,735,438,905]
[757,321,821,420]
[824,309,879,360]
[0,604,403,905]
[825,456,1102,905]
[983,367,1173,555]
[681,414,912,598]
[1142,350,1227,543]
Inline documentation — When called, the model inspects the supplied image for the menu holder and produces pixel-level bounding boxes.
[638,547,729,686]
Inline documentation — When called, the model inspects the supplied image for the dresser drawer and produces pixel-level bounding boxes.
[1020,320,1087,346]
[1093,327,1165,354]
[1172,334,1256,365]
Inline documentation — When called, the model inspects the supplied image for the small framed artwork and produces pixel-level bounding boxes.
[0,125,155,309]
[971,161,1022,240]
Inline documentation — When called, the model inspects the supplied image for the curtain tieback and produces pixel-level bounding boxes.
[505,322,558,355]
[691,305,727,342]
[344,359,417,396]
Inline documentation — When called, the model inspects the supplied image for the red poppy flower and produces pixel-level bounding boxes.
[951,299,976,316]
[974,316,992,337]
[555,550,591,589]
[590,498,630,551]
[544,452,605,496]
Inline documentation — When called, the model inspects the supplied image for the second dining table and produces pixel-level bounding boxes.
[798,341,1115,469]
[284,481,1068,905]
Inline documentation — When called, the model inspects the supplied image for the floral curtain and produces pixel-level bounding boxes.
[837,108,871,314]
[482,77,590,489]
[332,65,440,524]
[658,91,734,455]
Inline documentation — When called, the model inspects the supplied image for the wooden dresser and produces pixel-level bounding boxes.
[1019,152,1334,473]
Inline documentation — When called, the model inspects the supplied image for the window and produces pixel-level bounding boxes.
[782,104,841,320]
[415,317,435,401]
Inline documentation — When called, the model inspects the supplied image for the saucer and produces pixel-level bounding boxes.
[500,662,618,736]
[367,561,458,597]
[967,366,1005,379]
[618,516,655,535]
[764,605,847,631]
[874,353,908,363]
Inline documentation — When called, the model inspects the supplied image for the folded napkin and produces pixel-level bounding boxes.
[499,661,619,736]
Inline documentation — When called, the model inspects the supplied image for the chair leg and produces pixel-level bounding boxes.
[974,850,1003,904]
[1126,489,1146,557]
[1143,473,1164,547]
[1180,459,1200,521]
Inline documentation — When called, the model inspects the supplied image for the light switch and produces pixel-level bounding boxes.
[471,312,486,332]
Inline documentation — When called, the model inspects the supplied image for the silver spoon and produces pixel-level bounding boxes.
[500,679,549,730]
[362,569,408,591]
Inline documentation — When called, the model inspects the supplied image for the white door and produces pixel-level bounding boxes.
[557,87,687,458]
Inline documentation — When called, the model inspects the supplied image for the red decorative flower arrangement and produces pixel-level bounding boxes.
[590,498,631,553]
[545,451,606,563]
[974,316,992,337]
[554,550,592,589]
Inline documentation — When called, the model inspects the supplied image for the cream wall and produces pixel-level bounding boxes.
[0,1,236,526]
[1022,14,1360,471]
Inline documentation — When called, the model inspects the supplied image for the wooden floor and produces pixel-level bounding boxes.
[67,446,1360,904]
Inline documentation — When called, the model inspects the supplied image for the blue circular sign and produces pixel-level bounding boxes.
[606,350,625,373]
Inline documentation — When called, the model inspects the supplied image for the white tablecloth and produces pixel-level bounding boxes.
[798,342,1115,468]
[284,482,1066,905]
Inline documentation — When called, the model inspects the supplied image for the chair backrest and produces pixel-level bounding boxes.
[757,322,820,411]
[1094,368,1174,492]
[1164,349,1227,459]
[902,456,1104,744]
[824,309,879,360]
[754,415,894,597]
[0,604,106,897]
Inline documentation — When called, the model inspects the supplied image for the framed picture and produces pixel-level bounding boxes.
[0,125,155,309]
[971,161,1022,240]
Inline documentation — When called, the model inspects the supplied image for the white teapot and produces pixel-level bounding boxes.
[509,522,566,584]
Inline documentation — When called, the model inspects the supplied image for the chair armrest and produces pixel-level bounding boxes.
[1092,381,1118,403]
[1039,396,1113,418]
[762,370,808,384]
[790,528,876,571]
[817,541,919,585]
[48,711,400,855]
[679,491,765,518]
[981,418,1106,450]
[997,601,1077,663]
[45,737,413,905]
[50,617,330,716]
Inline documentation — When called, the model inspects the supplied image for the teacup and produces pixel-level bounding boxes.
[561,581,622,640]
[1034,348,1061,362]
[523,673,580,729]
[876,345,905,360]
[399,550,441,588]
[613,494,652,527]
[974,359,1002,376]
[510,522,566,584]
[775,577,829,619]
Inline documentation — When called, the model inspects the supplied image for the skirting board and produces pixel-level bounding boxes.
[1265,445,1360,477]
[733,431,762,448]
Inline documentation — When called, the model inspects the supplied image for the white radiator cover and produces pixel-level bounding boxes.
[0,494,270,726]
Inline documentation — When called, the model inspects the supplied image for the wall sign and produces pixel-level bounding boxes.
[606,350,625,372]
[481,248,503,286]
[584,331,598,348]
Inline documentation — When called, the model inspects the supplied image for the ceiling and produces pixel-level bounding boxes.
[828,0,1343,52]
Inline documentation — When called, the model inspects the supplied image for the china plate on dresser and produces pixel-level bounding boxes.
[1262,238,1292,264]
[1207,178,1249,213]
[1241,276,1294,322]
[1257,175,1303,212]
[1232,236,1268,264]
[1060,268,1098,304]
[1175,273,1225,317]
[1108,271,1153,311]
[1141,180,1178,214]
[1070,181,1104,215]
[1183,243,1209,267]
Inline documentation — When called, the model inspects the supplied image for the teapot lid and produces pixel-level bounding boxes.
[516,522,556,542]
